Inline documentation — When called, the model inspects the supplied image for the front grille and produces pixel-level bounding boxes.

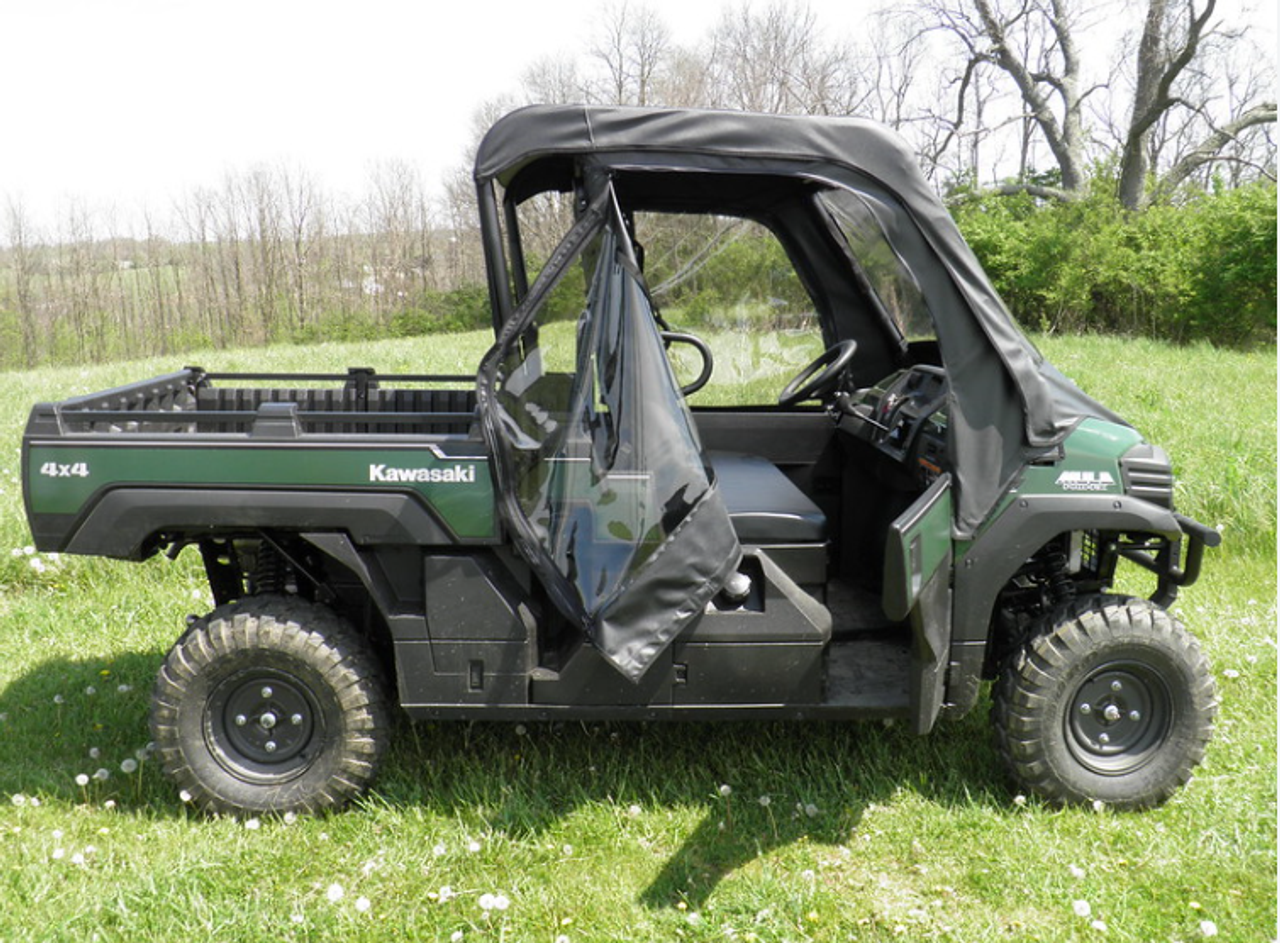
[1121,444,1175,507]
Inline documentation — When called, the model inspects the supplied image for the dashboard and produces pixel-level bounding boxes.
[838,366,949,488]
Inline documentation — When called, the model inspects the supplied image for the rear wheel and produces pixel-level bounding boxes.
[992,595,1216,809]
[151,597,388,816]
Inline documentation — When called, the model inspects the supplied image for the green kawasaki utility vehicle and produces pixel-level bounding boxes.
[23,105,1220,816]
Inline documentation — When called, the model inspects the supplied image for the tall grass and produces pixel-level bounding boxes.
[0,333,1274,942]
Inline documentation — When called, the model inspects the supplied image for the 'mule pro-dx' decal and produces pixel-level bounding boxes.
[1055,470,1116,493]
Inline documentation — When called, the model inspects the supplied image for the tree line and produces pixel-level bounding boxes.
[1,0,1274,370]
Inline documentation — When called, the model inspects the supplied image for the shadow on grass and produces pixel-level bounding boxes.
[1,654,1009,909]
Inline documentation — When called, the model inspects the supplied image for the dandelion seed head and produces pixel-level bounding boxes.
[562,844,573,856]
[70,852,86,866]
[451,932,464,942]
[514,724,527,736]
[438,885,455,901]
[326,883,344,902]
[84,686,96,696]
[244,818,261,830]
[355,896,371,913]
[1091,919,1108,932]
[1013,794,1027,807]
[283,812,298,825]
[120,759,138,774]
[1199,920,1219,937]
[1222,669,1240,679]
[75,774,89,787]
[467,839,481,853]
[11,794,26,807]
[757,795,771,807]
[432,842,446,856]
[53,694,65,705]
[117,684,132,694]
[804,803,820,817]
[93,768,110,782]
[179,789,193,803]
[1091,799,1107,813]
[89,747,100,760]
[627,804,642,817]
[1073,900,1092,918]
[1070,864,1086,879]
[718,784,732,798]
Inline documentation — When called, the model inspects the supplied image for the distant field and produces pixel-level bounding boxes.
[0,332,1274,942]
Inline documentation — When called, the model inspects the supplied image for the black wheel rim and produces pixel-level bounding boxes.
[205,668,324,784]
[1066,660,1173,775]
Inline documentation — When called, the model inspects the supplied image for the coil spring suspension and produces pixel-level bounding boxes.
[1041,548,1076,605]
[249,541,288,596]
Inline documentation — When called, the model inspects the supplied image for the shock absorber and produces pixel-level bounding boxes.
[1041,546,1076,605]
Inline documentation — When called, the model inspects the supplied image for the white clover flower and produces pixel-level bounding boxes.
[562,844,573,856]
[1091,799,1107,813]
[355,897,371,913]
[1013,794,1027,807]
[244,818,261,830]
[283,812,298,826]
[1199,920,1218,937]
[1091,919,1107,932]
[432,842,446,856]
[102,800,115,811]
[438,885,455,902]
[1073,900,1092,918]
[467,839,481,853]
[718,784,732,798]
[479,894,496,911]
[29,558,46,574]
[121,759,138,774]
[179,789,193,803]
[22,545,34,556]
[1222,669,1240,679]
[555,936,571,943]
[627,804,642,817]
[450,932,464,942]
[801,869,816,881]
[326,883,345,902]
[70,852,86,866]
[1069,865,1086,879]
[52,848,66,860]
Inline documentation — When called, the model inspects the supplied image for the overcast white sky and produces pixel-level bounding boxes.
[1,0,1275,234]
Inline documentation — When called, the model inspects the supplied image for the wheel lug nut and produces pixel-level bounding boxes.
[1104,705,1122,722]
[1079,704,1092,715]
[291,713,304,726]
[260,686,274,699]
[1098,733,1111,744]
[1129,710,1142,722]
[259,712,277,730]
[1111,680,1123,693]
[234,714,248,727]
[264,741,277,753]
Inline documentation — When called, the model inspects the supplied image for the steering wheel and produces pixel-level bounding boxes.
[661,331,714,396]
[778,340,858,407]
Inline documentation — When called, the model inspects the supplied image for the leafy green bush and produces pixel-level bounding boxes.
[951,181,1277,347]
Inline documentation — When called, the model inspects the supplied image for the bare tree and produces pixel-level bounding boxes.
[590,1,671,106]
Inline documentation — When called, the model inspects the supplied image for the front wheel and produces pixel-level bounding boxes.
[151,598,388,816]
[992,595,1216,809]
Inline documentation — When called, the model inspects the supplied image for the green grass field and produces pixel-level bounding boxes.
[0,332,1274,942]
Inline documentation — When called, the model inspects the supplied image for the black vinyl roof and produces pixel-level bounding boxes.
[475,103,924,197]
